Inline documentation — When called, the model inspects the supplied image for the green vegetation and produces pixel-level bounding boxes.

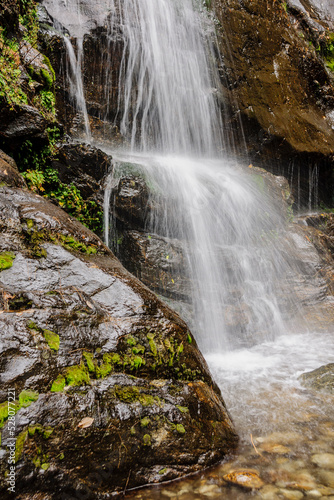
[43,330,60,351]
[176,424,186,434]
[0,0,55,112]
[50,375,66,392]
[19,390,39,407]
[0,252,15,271]
[17,135,103,233]
[22,223,99,258]
[316,32,334,72]
[140,417,151,427]
[143,434,151,446]
[65,362,91,387]
[15,430,28,462]
[0,28,28,106]
[0,390,39,429]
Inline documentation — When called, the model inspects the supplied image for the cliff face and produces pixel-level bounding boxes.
[213,0,334,204]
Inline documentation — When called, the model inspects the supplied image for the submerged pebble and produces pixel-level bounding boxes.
[223,469,264,489]
[311,453,334,469]
[279,488,304,499]
[316,469,334,488]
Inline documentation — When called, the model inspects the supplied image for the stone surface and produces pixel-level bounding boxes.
[117,230,192,301]
[213,0,334,205]
[299,363,334,393]
[311,453,334,470]
[51,141,112,209]
[222,469,264,489]
[0,181,238,498]
[0,104,47,142]
[0,150,27,188]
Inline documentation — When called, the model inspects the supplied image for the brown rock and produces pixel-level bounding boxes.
[223,469,264,489]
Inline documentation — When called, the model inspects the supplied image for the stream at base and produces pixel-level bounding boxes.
[125,330,334,499]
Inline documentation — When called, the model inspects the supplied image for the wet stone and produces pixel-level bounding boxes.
[279,489,304,500]
[258,442,291,455]
[259,484,281,499]
[311,453,334,470]
[316,470,334,488]
[222,469,264,490]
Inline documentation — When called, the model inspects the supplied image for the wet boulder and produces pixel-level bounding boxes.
[0,181,238,498]
[0,150,27,189]
[299,363,334,393]
[113,176,150,229]
[50,142,112,205]
[117,230,192,301]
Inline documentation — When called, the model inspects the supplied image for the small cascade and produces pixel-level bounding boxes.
[107,153,300,353]
[115,0,224,154]
[63,36,91,139]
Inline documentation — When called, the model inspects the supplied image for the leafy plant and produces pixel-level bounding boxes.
[39,90,56,114]
[22,169,45,192]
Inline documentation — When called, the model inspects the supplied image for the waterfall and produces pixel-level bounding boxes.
[115,0,224,154]
[44,0,303,353]
[63,36,91,139]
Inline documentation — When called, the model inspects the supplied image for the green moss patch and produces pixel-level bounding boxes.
[65,362,90,387]
[50,375,66,392]
[0,252,15,271]
[0,402,9,428]
[176,424,186,434]
[23,226,99,259]
[143,434,151,446]
[43,330,60,351]
[140,417,151,427]
[15,430,28,463]
[19,390,39,408]
[0,391,38,429]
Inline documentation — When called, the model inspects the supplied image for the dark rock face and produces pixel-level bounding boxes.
[0,0,19,35]
[114,176,150,229]
[0,174,238,498]
[0,104,48,144]
[118,230,192,301]
[0,150,27,188]
[213,0,334,205]
[51,142,112,205]
[38,6,125,144]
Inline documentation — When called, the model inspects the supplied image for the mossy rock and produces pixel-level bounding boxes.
[0,251,15,271]
[299,363,334,393]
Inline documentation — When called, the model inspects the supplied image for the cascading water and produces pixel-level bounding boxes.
[41,0,334,497]
[115,0,224,154]
[100,0,302,352]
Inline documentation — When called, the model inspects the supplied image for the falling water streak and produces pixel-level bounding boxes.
[108,153,298,353]
[103,167,115,248]
[313,163,319,209]
[297,165,301,212]
[308,164,312,211]
[63,37,91,140]
[43,0,304,353]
